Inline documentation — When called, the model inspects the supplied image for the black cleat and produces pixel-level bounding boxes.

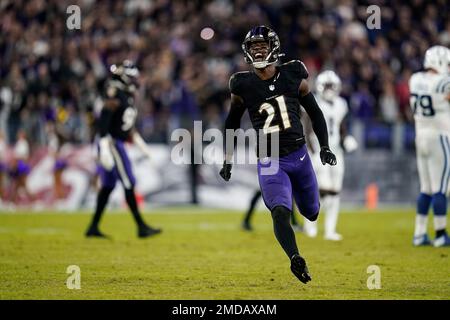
[242,220,253,232]
[138,225,162,238]
[290,254,312,284]
[85,227,109,239]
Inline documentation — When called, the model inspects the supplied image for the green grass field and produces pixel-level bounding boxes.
[0,208,448,300]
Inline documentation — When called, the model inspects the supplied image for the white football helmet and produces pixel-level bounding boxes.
[423,45,450,74]
[316,70,342,102]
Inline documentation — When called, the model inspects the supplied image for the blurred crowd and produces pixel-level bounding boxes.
[0,0,449,152]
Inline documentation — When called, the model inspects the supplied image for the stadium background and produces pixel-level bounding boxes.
[0,0,449,210]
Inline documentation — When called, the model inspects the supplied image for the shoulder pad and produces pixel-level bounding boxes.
[280,60,309,79]
[336,96,347,105]
[337,96,349,111]
[408,72,421,86]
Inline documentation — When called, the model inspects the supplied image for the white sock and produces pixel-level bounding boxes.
[321,195,331,216]
[433,216,447,233]
[414,214,428,237]
[325,195,340,237]
[304,218,318,237]
[304,196,329,237]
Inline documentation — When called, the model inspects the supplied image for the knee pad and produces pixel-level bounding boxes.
[271,206,291,222]
[417,193,432,215]
[432,192,447,216]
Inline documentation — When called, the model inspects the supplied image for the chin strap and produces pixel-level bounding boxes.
[253,59,278,69]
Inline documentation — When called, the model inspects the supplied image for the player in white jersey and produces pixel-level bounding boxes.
[303,70,358,241]
[409,45,450,247]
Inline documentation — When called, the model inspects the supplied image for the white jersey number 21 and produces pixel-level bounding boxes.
[259,95,292,134]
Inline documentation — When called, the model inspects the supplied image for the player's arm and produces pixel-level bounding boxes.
[298,80,336,165]
[97,91,120,170]
[98,99,118,135]
[300,108,316,153]
[219,93,246,181]
[99,83,120,137]
[131,129,152,160]
[339,114,358,153]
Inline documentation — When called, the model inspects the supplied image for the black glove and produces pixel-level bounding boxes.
[219,161,232,181]
[320,146,337,166]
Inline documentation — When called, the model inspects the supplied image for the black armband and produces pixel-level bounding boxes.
[300,92,329,148]
[98,107,113,137]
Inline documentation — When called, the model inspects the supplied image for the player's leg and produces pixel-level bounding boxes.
[291,203,303,232]
[258,157,311,283]
[288,147,320,223]
[53,159,67,200]
[110,140,161,238]
[303,152,324,237]
[281,146,318,282]
[6,163,17,205]
[242,190,262,231]
[16,161,32,204]
[86,165,116,238]
[429,135,450,247]
[258,159,296,255]
[414,145,432,246]
[322,190,341,240]
[323,154,345,241]
[287,147,322,280]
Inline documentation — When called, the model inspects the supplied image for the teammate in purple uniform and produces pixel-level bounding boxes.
[85,60,161,238]
[219,26,336,283]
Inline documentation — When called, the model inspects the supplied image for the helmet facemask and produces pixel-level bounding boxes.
[242,26,281,69]
[320,83,339,102]
[316,70,342,102]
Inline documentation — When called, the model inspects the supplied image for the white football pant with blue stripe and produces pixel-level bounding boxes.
[416,132,450,195]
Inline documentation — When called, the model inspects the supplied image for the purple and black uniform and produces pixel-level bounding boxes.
[229,60,320,220]
[98,78,137,189]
